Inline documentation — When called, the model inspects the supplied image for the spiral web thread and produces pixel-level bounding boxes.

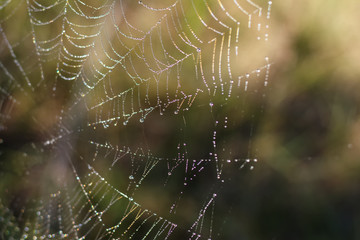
[0,0,272,239]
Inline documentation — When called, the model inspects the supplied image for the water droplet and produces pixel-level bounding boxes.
[139,118,144,123]
[129,175,134,180]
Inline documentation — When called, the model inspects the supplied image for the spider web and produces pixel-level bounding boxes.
[0,0,272,239]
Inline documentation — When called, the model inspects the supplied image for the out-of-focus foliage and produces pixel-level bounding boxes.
[1,0,360,239]
[250,1,360,239]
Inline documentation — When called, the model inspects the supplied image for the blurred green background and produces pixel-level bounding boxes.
[1,0,360,239]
